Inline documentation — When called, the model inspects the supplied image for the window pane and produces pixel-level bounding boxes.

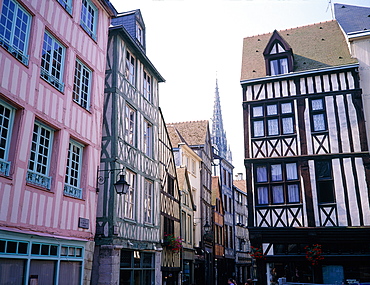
[272,185,284,204]
[252,106,263,117]
[281,58,288,73]
[267,104,277,115]
[288,184,300,203]
[256,166,267,182]
[282,117,294,134]
[253,120,264,137]
[286,163,298,180]
[312,99,324,111]
[281,102,292,114]
[257,187,268,204]
[268,119,279,135]
[315,160,332,179]
[313,114,326,131]
[270,59,279,75]
[271,164,282,181]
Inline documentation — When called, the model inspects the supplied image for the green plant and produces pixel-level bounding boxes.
[304,244,324,265]
[250,246,265,259]
[164,234,183,252]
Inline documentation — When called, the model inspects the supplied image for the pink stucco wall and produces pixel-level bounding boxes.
[0,0,112,240]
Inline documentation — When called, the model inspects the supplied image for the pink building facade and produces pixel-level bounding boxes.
[0,0,115,284]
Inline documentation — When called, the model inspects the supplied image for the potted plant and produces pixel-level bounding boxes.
[304,244,324,265]
[163,234,183,252]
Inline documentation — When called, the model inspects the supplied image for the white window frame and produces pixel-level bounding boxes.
[124,170,135,219]
[41,31,66,92]
[73,59,92,110]
[143,70,151,101]
[144,179,153,224]
[80,0,98,40]
[136,22,143,45]
[0,100,15,176]
[125,50,135,85]
[0,0,31,65]
[57,0,72,14]
[143,120,152,157]
[64,140,83,199]
[125,104,136,146]
[27,122,54,189]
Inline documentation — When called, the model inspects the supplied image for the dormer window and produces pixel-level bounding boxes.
[136,22,143,45]
[263,30,293,76]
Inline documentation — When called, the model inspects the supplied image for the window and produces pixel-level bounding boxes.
[144,179,153,223]
[143,120,152,157]
[0,0,31,65]
[64,140,83,199]
[310,98,327,132]
[255,162,300,205]
[41,32,65,92]
[80,0,97,40]
[125,51,135,85]
[167,175,174,196]
[120,250,155,285]
[251,101,294,138]
[136,23,143,45]
[124,170,135,219]
[27,122,53,189]
[143,70,151,101]
[73,59,92,110]
[270,58,288,75]
[315,160,335,203]
[187,214,192,243]
[0,101,15,176]
[57,0,72,14]
[125,105,136,145]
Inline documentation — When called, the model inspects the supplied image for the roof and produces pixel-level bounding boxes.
[241,20,357,81]
[166,121,209,147]
[334,3,370,35]
[233,180,247,193]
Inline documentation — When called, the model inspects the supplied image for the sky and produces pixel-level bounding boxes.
[110,0,368,176]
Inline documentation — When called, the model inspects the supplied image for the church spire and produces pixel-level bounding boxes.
[211,78,232,162]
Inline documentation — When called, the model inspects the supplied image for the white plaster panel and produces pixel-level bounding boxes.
[20,70,28,101]
[325,96,339,153]
[343,158,360,226]
[73,202,79,230]
[20,190,31,224]
[37,84,44,111]
[10,168,25,223]
[315,76,322,93]
[336,96,351,153]
[331,74,338,91]
[332,158,347,226]
[60,200,68,229]
[52,181,64,228]
[308,160,320,226]
[28,64,38,106]
[37,195,46,226]
[323,75,330,92]
[307,77,314,94]
[281,81,288,97]
[45,196,53,227]
[67,201,73,230]
[355,157,370,226]
[29,192,38,225]
[300,78,306,94]
[19,111,33,162]
[339,73,346,90]
[2,57,11,90]
[347,72,355,89]
[346,94,361,152]
[304,99,313,154]
[0,183,10,221]
[267,82,273,99]
[11,64,19,95]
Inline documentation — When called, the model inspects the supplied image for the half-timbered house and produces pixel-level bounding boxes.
[241,20,370,284]
[93,10,165,285]
[167,120,214,285]
[0,0,115,284]
[158,109,181,284]
[211,176,225,285]
[177,166,196,285]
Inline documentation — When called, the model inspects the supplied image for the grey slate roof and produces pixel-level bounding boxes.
[334,3,370,35]
[241,20,357,81]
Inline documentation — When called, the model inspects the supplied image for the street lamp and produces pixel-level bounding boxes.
[97,167,130,195]
[204,221,211,233]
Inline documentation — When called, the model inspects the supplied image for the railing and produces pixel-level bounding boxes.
[26,170,51,189]
[64,184,82,199]
[0,38,29,65]
[0,160,11,176]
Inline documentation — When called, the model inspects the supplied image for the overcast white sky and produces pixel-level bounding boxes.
[110,0,367,176]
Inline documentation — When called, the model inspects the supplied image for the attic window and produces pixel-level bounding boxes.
[263,30,293,76]
[136,22,144,45]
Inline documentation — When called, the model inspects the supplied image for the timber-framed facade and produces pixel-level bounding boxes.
[241,20,370,284]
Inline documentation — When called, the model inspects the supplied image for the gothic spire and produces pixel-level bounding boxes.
[211,79,232,162]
